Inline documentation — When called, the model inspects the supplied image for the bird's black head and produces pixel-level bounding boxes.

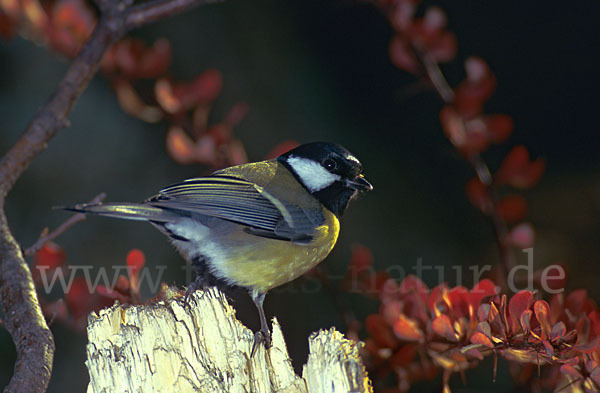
[278,142,372,217]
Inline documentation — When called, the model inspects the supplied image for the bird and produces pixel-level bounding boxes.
[64,141,372,352]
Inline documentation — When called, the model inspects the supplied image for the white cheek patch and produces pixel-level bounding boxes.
[286,156,341,192]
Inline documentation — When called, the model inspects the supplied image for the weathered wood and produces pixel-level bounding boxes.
[86,287,372,393]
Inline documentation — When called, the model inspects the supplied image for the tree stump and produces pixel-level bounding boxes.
[85,287,372,392]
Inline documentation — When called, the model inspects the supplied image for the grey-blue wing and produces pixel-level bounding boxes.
[146,176,318,242]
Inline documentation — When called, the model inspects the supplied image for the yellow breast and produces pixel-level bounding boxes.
[211,206,340,293]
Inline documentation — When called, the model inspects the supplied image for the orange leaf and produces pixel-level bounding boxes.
[165,126,197,164]
[155,79,181,114]
[393,314,424,342]
[432,315,458,342]
[470,331,494,348]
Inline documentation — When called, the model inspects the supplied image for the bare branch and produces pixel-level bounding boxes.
[125,0,223,29]
[24,193,107,258]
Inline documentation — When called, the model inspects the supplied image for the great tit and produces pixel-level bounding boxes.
[65,141,372,350]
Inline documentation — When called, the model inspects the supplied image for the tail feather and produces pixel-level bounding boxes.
[61,202,177,223]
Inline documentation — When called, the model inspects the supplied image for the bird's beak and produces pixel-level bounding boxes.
[346,174,373,191]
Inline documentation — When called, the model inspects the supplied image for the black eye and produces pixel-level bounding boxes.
[323,159,337,171]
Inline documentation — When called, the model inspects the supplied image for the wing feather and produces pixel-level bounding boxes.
[146,176,299,235]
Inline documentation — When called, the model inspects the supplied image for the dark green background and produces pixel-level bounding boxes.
[1,1,599,391]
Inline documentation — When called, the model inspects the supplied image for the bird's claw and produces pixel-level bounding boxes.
[251,328,272,357]
[183,275,207,306]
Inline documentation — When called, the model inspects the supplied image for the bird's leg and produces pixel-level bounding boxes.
[184,256,210,305]
[250,290,271,356]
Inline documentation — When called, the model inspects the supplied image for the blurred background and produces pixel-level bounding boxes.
[1,0,599,391]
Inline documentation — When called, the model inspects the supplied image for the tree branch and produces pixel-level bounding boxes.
[125,0,223,29]
[413,38,513,289]
[0,0,222,391]
[24,193,107,258]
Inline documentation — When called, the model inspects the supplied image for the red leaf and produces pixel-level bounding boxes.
[589,310,600,339]
[49,0,95,56]
[467,279,497,311]
[126,249,145,277]
[135,38,171,79]
[388,344,418,367]
[427,285,443,313]
[495,146,545,189]
[65,277,92,320]
[465,177,491,213]
[366,314,398,348]
[495,195,527,223]
[447,286,469,318]
[34,242,67,269]
[508,291,534,333]
[432,314,458,342]
[103,38,171,79]
[393,314,424,342]
[454,57,495,117]
[155,70,223,114]
[182,69,223,106]
[534,300,552,338]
